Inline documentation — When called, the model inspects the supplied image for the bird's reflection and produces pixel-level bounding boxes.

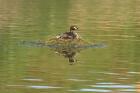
[47,38,106,64]
[21,38,105,64]
[47,38,87,64]
[59,48,76,64]
[21,39,105,64]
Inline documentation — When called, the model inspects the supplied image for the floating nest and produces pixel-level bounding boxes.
[47,37,89,47]
[47,38,88,46]
[45,37,105,64]
[46,37,90,54]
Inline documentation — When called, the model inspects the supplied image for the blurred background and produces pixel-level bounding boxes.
[0,0,140,93]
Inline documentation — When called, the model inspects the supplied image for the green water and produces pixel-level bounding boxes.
[0,0,140,93]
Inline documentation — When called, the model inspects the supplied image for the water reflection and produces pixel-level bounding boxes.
[1,0,140,93]
[88,83,137,92]
[47,38,87,64]
[20,38,106,64]
[46,37,106,64]
[7,85,63,89]
[68,89,112,92]
[27,85,62,89]
[67,78,91,82]
[68,83,137,92]
[22,78,43,82]
[7,82,138,92]
[90,84,135,88]
[79,89,111,92]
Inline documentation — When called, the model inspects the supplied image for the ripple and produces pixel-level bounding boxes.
[128,71,140,74]
[21,78,43,82]
[96,82,119,85]
[96,72,120,75]
[27,85,62,89]
[103,72,120,75]
[7,85,25,87]
[118,78,129,80]
[90,85,135,88]
[113,39,140,42]
[67,78,91,82]
[68,90,78,91]
[7,85,62,89]
[120,89,136,92]
[91,34,136,38]
[79,88,112,92]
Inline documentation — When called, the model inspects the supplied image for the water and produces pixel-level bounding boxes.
[0,0,140,93]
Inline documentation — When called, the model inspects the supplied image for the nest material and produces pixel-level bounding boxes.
[46,37,89,54]
[47,37,89,46]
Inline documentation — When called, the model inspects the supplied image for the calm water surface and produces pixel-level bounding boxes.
[0,0,140,93]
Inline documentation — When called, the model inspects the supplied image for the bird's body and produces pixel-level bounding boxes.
[57,25,79,40]
[57,31,79,39]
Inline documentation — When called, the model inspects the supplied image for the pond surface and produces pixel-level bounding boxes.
[0,0,140,93]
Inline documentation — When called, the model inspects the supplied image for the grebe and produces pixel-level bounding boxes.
[57,25,79,39]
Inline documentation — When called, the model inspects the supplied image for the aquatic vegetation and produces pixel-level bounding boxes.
[47,37,89,47]
[20,37,106,64]
[46,37,89,64]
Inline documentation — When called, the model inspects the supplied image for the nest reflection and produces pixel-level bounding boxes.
[47,38,88,64]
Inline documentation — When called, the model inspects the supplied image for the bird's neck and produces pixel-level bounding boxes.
[70,30,74,32]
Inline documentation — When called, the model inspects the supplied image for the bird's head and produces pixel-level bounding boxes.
[70,25,78,32]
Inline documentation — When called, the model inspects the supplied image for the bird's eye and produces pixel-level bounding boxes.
[74,27,78,29]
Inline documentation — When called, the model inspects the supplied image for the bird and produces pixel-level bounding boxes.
[56,25,79,40]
